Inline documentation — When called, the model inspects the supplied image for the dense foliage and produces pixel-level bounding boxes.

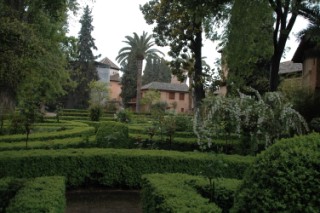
[0,0,76,114]
[232,133,320,212]
[116,32,163,112]
[65,5,99,109]
[141,0,231,109]
[96,121,129,148]
[6,176,65,213]
[194,89,309,153]
[0,148,253,187]
[224,0,273,95]
[142,58,171,85]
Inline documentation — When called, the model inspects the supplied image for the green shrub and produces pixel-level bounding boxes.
[89,105,102,121]
[115,109,132,123]
[0,148,254,188]
[142,173,222,213]
[0,178,25,213]
[310,117,320,133]
[6,176,65,213]
[232,133,320,212]
[96,121,129,148]
[175,115,193,132]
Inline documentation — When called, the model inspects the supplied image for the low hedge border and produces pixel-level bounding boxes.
[6,176,66,213]
[0,178,25,213]
[130,133,261,154]
[0,148,254,188]
[0,126,95,143]
[141,173,226,212]
[0,136,96,151]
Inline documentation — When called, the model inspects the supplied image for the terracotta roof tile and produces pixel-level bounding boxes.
[141,82,189,92]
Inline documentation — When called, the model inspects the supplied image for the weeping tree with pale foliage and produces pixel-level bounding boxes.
[116,32,164,113]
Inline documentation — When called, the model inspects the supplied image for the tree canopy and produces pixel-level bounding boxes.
[0,0,78,111]
[268,0,320,91]
[142,58,171,85]
[223,0,273,95]
[65,5,99,109]
[141,0,230,109]
[116,32,163,113]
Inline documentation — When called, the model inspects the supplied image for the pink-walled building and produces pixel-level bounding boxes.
[141,82,191,113]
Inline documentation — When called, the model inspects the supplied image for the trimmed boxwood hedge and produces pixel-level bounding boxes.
[232,133,320,212]
[130,133,264,154]
[0,178,25,213]
[142,173,222,212]
[0,136,96,151]
[6,176,66,213]
[0,148,254,188]
[0,126,95,143]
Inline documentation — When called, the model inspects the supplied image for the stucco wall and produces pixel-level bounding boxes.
[141,90,190,113]
[109,81,121,101]
[303,57,320,92]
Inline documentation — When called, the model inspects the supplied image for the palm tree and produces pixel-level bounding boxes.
[116,32,164,113]
[298,4,320,41]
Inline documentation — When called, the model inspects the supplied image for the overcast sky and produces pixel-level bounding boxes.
[68,0,309,70]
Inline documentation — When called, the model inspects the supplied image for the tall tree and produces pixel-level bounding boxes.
[224,0,274,95]
[141,0,230,109]
[120,54,138,108]
[116,32,163,113]
[268,0,320,91]
[142,58,171,85]
[0,0,77,111]
[67,5,99,108]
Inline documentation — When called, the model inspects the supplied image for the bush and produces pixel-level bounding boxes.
[115,109,132,123]
[310,117,320,133]
[96,121,129,148]
[232,133,320,212]
[89,105,102,121]
[175,115,193,132]
[6,176,65,213]
[0,148,254,188]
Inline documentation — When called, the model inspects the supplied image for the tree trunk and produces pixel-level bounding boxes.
[136,59,143,113]
[193,29,205,109]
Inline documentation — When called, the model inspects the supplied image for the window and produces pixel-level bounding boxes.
[181,108,184,113]
[179,93,185,100]
[169,92,175,100]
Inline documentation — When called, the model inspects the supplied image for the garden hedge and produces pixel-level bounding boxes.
[0,178,25,213]
[0,136,96,151]
[0,126,94,143]
[232,133,320,212]
[0,148,254,188]
[6,176,66,213]
[142,173,222,212]
[130,133,263,155]
[141,173,241,213]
